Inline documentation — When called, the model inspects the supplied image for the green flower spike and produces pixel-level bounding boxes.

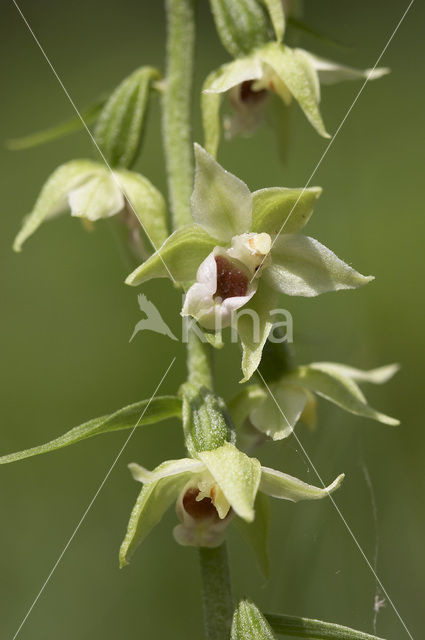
[13,160,168,252]
[126,144,373,381]
[119,441,343,565]
[238,362,400,441]
[202,42,389,156]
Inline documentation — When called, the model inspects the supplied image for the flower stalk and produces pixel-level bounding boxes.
[163,0,195,230]
[199,543,233,640]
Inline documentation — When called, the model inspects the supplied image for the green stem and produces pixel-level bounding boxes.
[187,329,213,389]
[163,0,195,230]
[199,544,233,640]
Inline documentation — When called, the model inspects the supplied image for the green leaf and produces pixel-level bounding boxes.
[251,187,322,235]
[228,385,267,428]
[250,383,307,440]
[13,159,102,251]
[192,144,252,242]
[125,224,220,286]
[238,280,278,383]
[114,169,168,250]
[199,442,262,522]
[287,364,399,426]
[267,234,374,297]
[7,96,106,150]
[94,66,159,168]
[265,612,386,639]
[260,466,344,502]
[209,0,269,58]
[234,492,270,578]
[0,396,182,465]
[119,458,199,567]
[180,382,234,456]
[260,0,285,42]
[258,43,330,138]
[232,600,277,640]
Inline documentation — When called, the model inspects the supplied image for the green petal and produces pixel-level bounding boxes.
[310,362,400,385]
[198,442,262,522]
[238,281,279,383]
[251,187,322,235]
[299,49,390,85]
[13,159,101,251]
[266,612,386,640]
[119,458,200,567]
[204,57,263,95]
[114,169,168,250]
[232,600,277,640]
[94,66,159,168]
[234,492,270,579]
[258,43,330,138]
[260,0,285,42]
[287,364,400,425]
[69,171,123,221]
[191,144,252,242]
[267,234,373,296]
[125,224,219,286]
[250,383,307,440]
[228,385,268,429]
[260,466,344,502]
[0,396,182,465]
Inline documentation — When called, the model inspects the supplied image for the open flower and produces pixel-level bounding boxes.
[126,144,373,380]
[13,160,168,252]
[119,442,343,564]
[232,363,400,442]
[202,41,389,156]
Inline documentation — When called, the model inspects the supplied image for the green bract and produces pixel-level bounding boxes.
[202,42,389,156]
[245,362,400,440]
[126,144,373,381]
[209,0,271,59]
[232,600,277,640]
[13,160,168,252]
[119,441,343,565]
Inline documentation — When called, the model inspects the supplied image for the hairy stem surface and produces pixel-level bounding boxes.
[163,0,195,229]
[199,544,233,640]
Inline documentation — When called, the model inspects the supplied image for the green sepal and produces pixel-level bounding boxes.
[228,385,267,428]
[94,66,160,168]
[234,492,270,578]
[251,187,322,235]
[209,0,270,58]
[265,612,386,639]
[125,224,220,286]
[232,600,277,639]
[180,382,235,456]
[7,96,107,150]
[0,396,182,465]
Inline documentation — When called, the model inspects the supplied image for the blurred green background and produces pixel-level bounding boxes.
[1,1,423,638]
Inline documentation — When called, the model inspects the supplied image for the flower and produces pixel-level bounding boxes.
[202,41,389,156]
[232,363,400,442]
[119,442,343,564]
[13,160,168,252]
[126,144,373,380]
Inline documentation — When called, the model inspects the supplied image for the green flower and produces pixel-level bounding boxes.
[119,441,343,564]
[13,160,168,252]
[202,41,389,156]
[233,363,400,442]
[126,144,373,381]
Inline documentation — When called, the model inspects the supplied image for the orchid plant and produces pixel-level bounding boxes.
[4,1,397,639]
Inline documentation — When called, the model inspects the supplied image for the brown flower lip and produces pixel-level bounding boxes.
[239,80,268,105]
[182,487,221,522]
[214,255,249,300]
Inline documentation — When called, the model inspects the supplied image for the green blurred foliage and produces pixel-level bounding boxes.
[0,1,423,638]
